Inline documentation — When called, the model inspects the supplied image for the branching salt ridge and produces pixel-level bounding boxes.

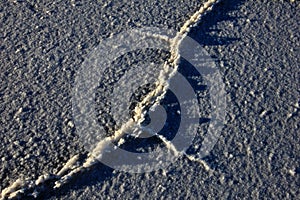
[1,0,219,199]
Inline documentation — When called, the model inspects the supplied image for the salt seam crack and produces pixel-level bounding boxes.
[1,0,220,199]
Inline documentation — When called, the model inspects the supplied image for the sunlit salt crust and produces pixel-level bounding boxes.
[1,0,220,199]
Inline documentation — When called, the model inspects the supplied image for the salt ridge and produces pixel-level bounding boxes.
[1,0,220,199]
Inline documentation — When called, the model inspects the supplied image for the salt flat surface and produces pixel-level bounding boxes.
[1,0,299,199]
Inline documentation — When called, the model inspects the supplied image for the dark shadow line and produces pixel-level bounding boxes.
[33,0,246,199]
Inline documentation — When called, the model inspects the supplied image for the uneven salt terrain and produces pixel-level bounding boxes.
[1,0,299,199]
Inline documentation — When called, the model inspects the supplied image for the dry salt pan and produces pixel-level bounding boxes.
[1,1,220,199]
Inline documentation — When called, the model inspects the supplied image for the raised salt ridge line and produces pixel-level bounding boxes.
[141,126,213,173]
[0,0,220,199]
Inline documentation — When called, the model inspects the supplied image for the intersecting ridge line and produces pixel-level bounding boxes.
[1,0,220,199]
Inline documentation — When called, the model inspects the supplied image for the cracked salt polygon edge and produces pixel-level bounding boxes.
[0,0,220,199]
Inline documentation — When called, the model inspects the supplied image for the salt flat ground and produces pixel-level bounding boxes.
[0,0,299,199]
